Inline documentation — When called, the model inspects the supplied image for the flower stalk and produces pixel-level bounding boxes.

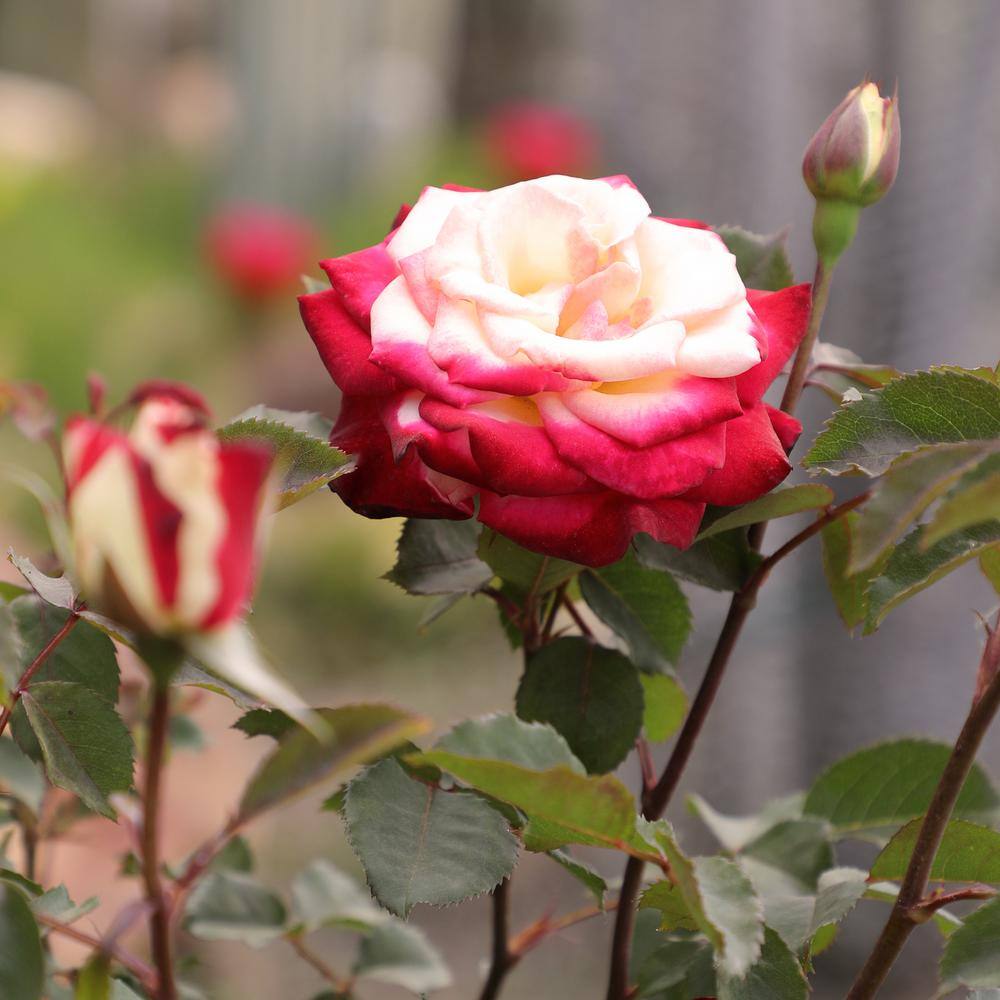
[847,614,1000,999]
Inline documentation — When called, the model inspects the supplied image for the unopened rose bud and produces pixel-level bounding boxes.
[803,81,900,261]
[63,389,274,636]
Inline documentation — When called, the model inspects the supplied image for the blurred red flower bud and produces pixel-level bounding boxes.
[803,81,900,208]
[484,102,597,182]
[204,203,319,303]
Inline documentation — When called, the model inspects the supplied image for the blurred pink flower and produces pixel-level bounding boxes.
[484,102,597,181]
[204,204,319,302]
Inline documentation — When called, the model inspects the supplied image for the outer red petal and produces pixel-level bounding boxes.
[299,289,398,397]
[129,451,182,610]
[477,491,705,567]
[320,243,397,332]
[683,405,792,506]
[736,285,811,406]
[766,404,802,452]
[330,396,471,520]
[201,442,274,629]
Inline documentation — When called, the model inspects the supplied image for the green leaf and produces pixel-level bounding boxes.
[923,463,1000,547]
[6,552,75,611]
[580,553,691,672]
[232,708,295,742]
[641,674,687,743]
[32,885,98,925]
[21,682,134,819]
[184,871,286,947]
[714,226,794,292]
[864,521,1000,633]
[871,818,1000,883]
[237,704,430,823]
[8,597,118,700]
[353,921,451,994]
[74,954,111,1000]
[477,529,580,596]
[547,849,607,907]
[981,547,1000,596]
[639,881,699,932]
[183,624,318,731]
[342,758,519,917]
[808,343,901,403]
[820,513,873,631]
[516,638,644,773]
[687,793,806,854]
[804,739,1000,836]
[433,714,583,772]
[808,867,869,953]
[651,828,763,979]
[386,519,492,596]
[632,931,715,997]
[168,714,206,753]
[217,406,351,509]
[208,835,254,875]
[408,749,645,856]
[849,443,996,572]
[698,485,834,540]
[804,370,1000,477]
[741,819,834,889]
[0,884,43,1000]
[0,737,44,815]
[716,926,807,1000]
[940,896,1000,990]
[634,530,762,592]
[290,859,387,933]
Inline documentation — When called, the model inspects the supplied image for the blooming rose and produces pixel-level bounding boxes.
[300,175,809,566]
[63,386,274,633]
[484,102,597,182]
[205,203,319,302]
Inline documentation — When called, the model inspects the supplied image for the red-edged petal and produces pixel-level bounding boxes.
[736,285,811,405]
[299,289,398,397]
[64,417,126,494]
[129,451,182,610]
[560,374,742,448]
[766,404,802,452]
[330,395,472,520]
[477,491,705,567]
[656,216,712,231]
[320,242,398,332]
[683,405,792,506]
[201,442,274,629]
[419,398,594,497]
[537,395,726,499]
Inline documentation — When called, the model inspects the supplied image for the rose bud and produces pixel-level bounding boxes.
[803,82,900,261]
[300,175,811,567]
[484,102,597,182]
[63,388,275,635]
[204,203,319,303]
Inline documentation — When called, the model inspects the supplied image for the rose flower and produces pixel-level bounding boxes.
[301,175,809,566]
[63,386,275,633]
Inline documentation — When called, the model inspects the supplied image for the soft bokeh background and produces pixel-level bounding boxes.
[2,2,999,997]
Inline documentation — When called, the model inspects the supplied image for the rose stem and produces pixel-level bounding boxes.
[606,260,845,999]
[142,680,177,1000]
[847,614,1000,999]
[38,913,158,992]
[479,878,516,1000]
[780,258,835,414]
[0,611,79,737]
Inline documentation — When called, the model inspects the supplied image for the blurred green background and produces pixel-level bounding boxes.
[2,2,1000,997]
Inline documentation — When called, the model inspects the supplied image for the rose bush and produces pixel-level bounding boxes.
[484,101,597,181]
[63,385,275,634]
[301,174,810,565]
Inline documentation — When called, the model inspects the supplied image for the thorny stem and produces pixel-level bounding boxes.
[509,900,618,958]
[847,615,1000,999]
[0,611,79,737]
[142,682,177,1000]
[607,256,849,999]
[38,913,158,993]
